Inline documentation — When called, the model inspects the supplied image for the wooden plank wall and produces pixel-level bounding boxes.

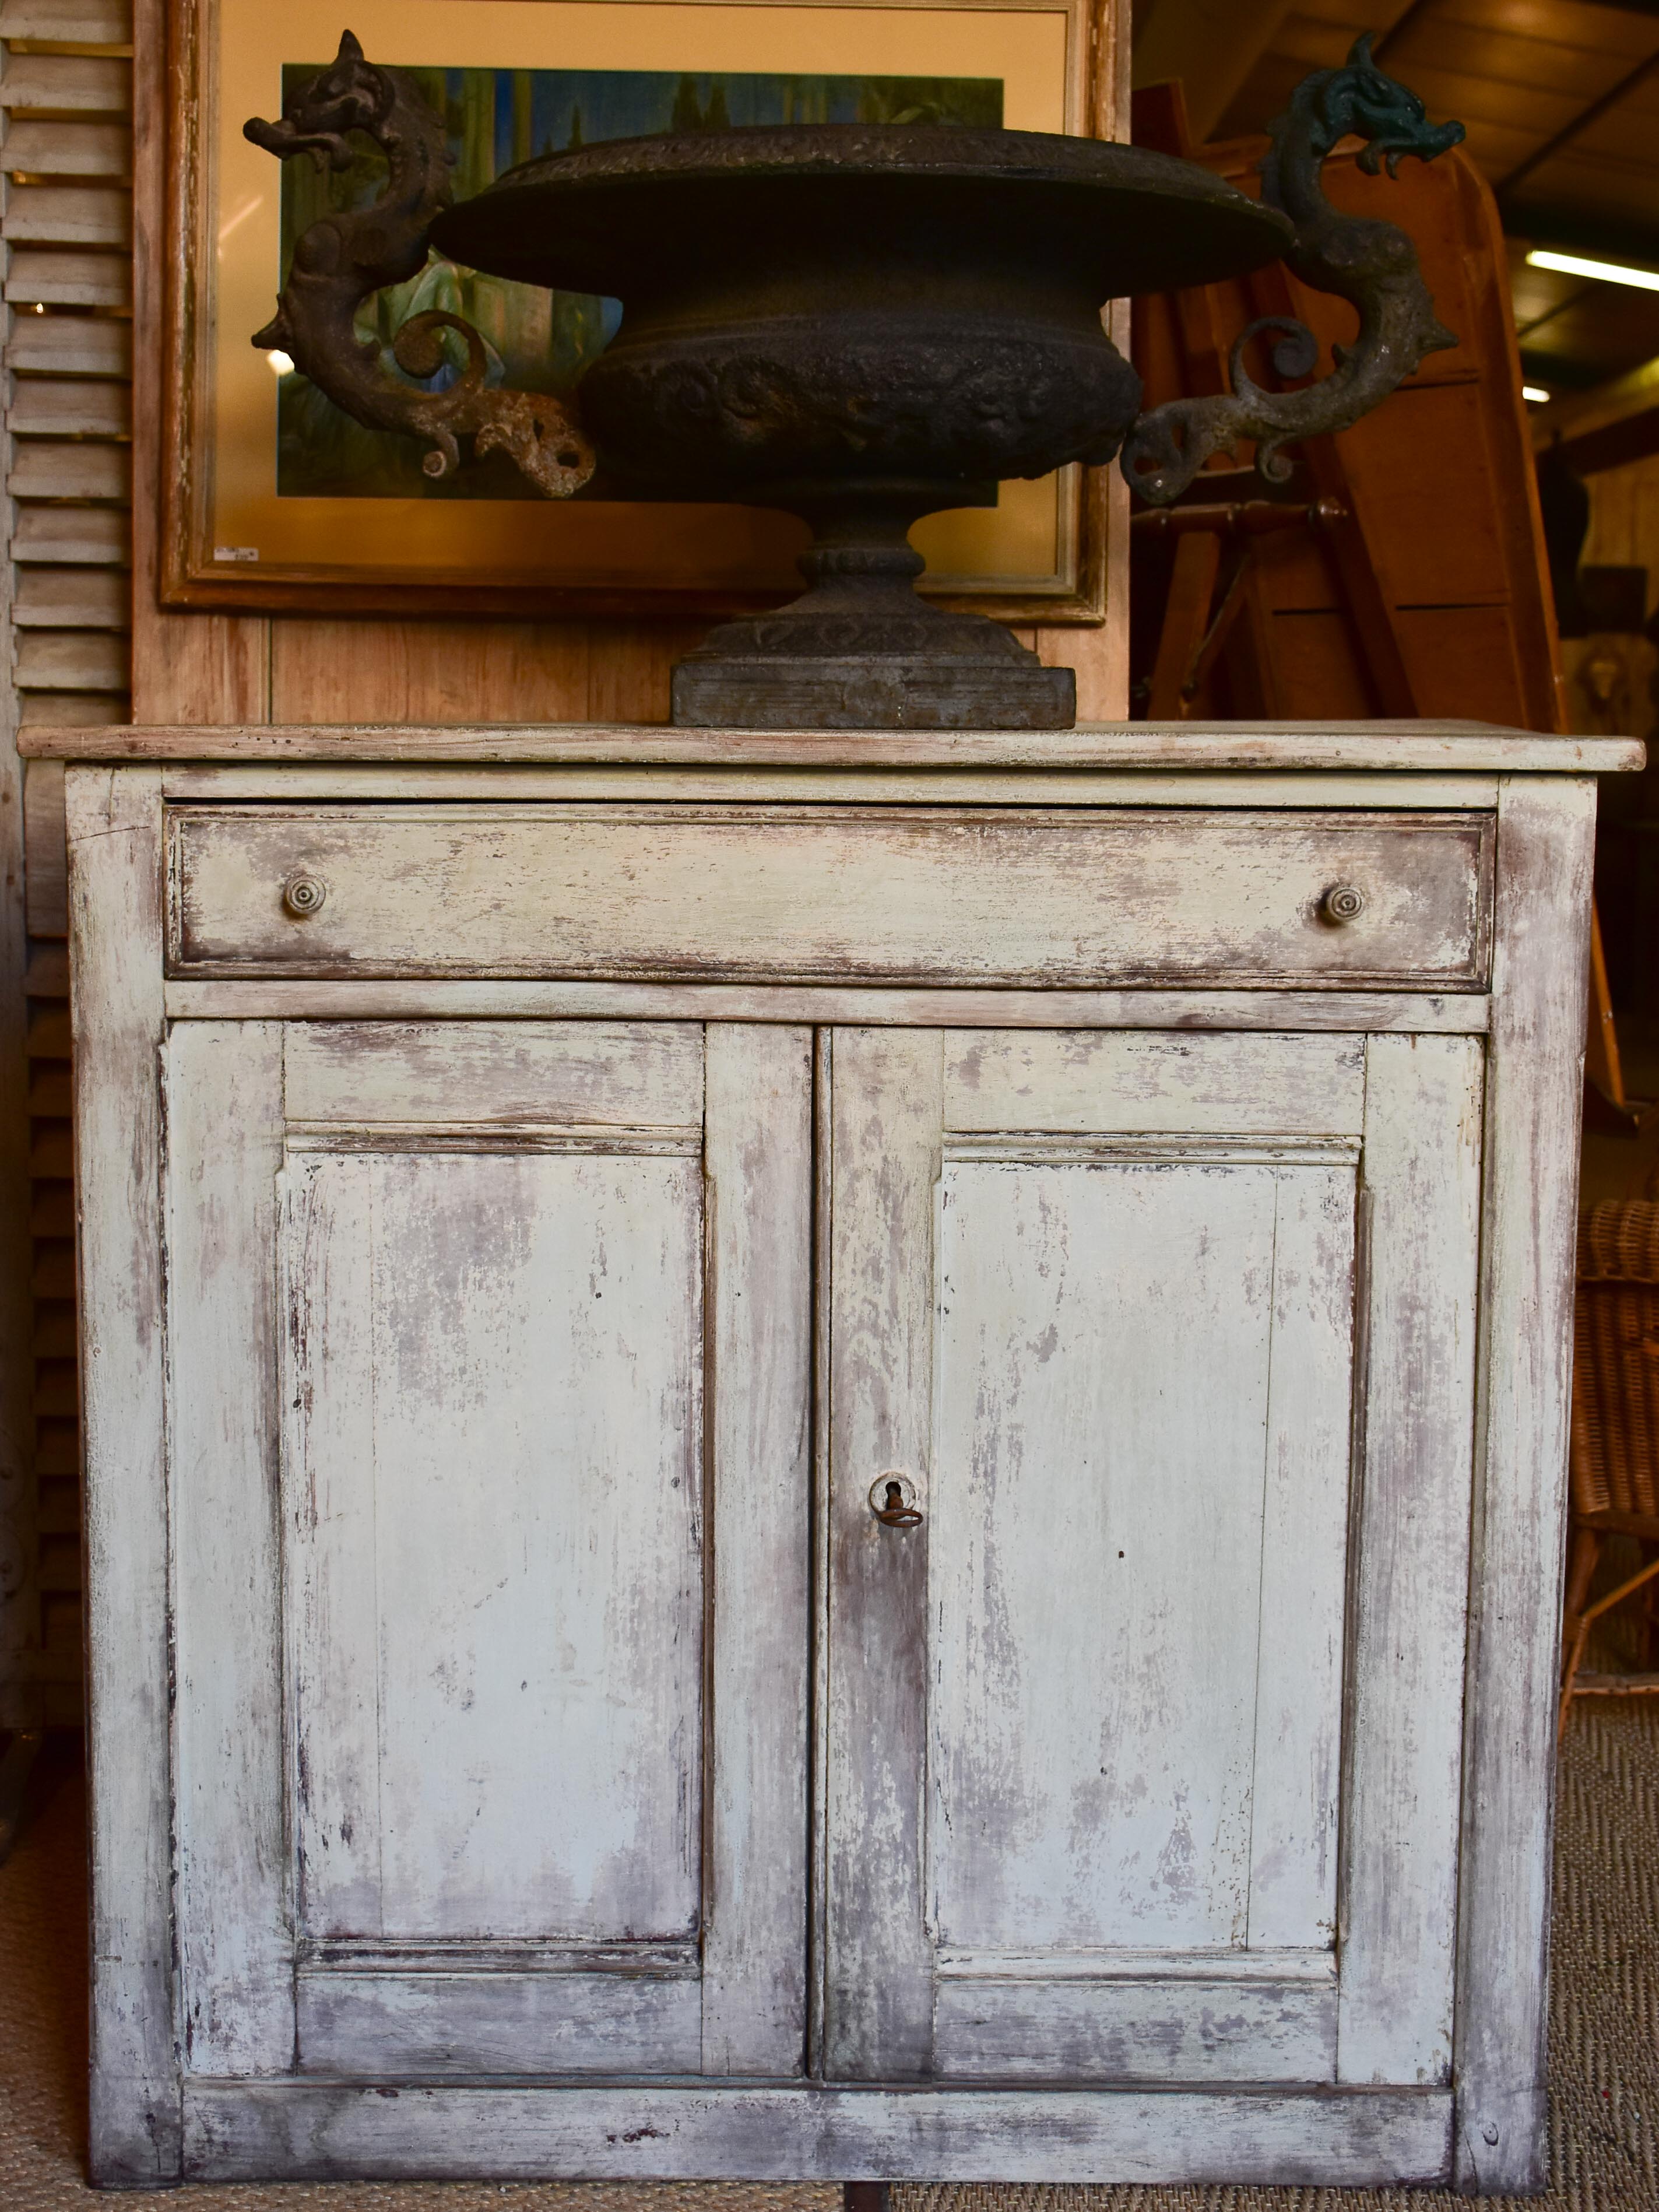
[0,0,131,1729]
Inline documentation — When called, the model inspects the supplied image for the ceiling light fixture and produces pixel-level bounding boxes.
[1526,247,1659,293]
[1522,385,1551,403]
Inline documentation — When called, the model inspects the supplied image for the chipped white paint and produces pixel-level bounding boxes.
[933,1944,1337,1979]
[162,1014,808,2098]
[179,2078,1456,2185]
[23,715,1644,771]
[69,767,181,2185]
[154,761,1506,809]
[930,1974,1339,2082]
[929,1152,1350,1962]
[700,1024,813,2078]
[823,1027,943,2081]
[164,803,1493,990]
[296,1968,705,2077]
[164,979,1494,1033]
[282,1140,708,1947]
[69,750,1605,2186]
[1455,777,1599,2192]
[821,1031,1358,2085]
[1338,1034,1484,2090]
[283,1019,705,1128]
[167,1024,291,2078]
[942,1028,1366,1133]
[1248,1161,1358,1955]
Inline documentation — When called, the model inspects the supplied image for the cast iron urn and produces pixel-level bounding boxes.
[247,34,1465,730]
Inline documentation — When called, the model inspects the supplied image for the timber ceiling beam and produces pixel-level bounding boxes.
[1533,355,1659,474]
[1495,45,1659,208]
[1130,0,1296,145]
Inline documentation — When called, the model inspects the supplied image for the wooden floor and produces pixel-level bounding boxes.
[4,1701,1659,2209]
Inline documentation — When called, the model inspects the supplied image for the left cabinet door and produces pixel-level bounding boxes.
[166,1019,812,2081]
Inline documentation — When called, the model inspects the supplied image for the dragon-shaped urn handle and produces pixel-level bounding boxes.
[1119,34,1466,506]
[245,31,595,498]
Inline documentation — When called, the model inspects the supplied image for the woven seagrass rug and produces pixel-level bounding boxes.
[4,1702,1658,2211]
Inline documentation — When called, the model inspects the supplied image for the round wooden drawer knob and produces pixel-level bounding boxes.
[283,872,328,918]
[1320,883,1366,924]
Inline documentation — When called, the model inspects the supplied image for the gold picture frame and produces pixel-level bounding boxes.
[162,0,1122,620]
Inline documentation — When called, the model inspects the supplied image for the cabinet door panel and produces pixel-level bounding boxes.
[170,1019,811,2083]
[930,1152,1353,1958]
[283,1017,705,1128]
[824,1027,1479,2091]
[296,1969,703,2077]
[930,1971,1339,2084]
[283,1144,705,1944]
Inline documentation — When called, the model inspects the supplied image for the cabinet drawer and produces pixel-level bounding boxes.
[164,804,1493,988]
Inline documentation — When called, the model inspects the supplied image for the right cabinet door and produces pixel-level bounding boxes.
[821,1026,1482,2091]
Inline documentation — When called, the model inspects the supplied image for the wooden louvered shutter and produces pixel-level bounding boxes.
[0,0,133,1733]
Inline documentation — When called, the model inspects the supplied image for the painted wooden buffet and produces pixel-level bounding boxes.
[42,720,1634,2195]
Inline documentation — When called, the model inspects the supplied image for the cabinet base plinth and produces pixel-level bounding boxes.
[177,2080,1455,2189]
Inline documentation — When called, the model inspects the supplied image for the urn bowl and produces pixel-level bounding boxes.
[430,125,1296,504]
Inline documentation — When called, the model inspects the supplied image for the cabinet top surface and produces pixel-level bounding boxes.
[27,720,1643,773]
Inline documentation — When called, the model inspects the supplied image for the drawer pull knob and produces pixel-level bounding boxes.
[870,1474,923,1529]
[283,872,328,918]
[1320,882,1366,924]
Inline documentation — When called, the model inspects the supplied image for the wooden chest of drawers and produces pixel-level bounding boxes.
[42,722,1633,2196]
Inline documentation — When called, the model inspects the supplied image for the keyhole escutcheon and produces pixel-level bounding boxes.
[869,1473,923,1528]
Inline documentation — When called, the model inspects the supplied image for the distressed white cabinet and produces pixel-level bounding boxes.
[54,725,1631,2195]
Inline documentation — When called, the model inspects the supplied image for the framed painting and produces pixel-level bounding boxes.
[161,0,1124,619]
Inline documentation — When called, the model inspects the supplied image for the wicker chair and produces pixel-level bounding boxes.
[1560,1197,1659,1736]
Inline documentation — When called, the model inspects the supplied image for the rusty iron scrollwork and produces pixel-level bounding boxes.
[1119,35,1466,507]
[244,31,595,499]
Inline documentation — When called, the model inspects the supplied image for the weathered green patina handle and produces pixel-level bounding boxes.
[1119,36,1466,507]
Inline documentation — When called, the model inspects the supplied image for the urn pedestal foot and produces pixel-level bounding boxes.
[673,653,1074,730]
[670,491,1077,729]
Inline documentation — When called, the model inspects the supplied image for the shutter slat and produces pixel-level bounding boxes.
[12,504,127,561]
[37,1540,81,1590]
[7,437,128,497]
[0,55,131,111]
[4,120,130,175]
[3,184,131,247]
[36,1482,79,1534]
[15,627,128,687]
[15,564,126,625]
[17,686,126,724]
[5,247,126,303]
[8,376,129,434]
[7,312,129,374]
[0,0,132,38]
[22,759,66,933]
